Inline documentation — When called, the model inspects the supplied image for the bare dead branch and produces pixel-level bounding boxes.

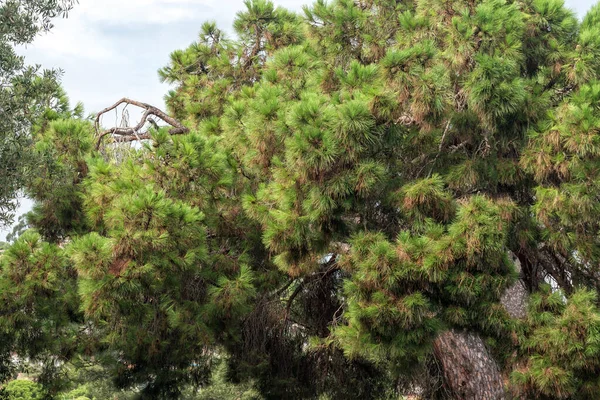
[94,98,189,149]
[427,118,452,177]
[395,114,417,126]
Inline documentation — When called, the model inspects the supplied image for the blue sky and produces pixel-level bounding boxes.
[2,0,598,240]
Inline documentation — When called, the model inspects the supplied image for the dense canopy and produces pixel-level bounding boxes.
[3,0,600,398]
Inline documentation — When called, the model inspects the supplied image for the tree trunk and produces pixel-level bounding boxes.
[500,252,528,319]
[433,330,506,400]
[432,253,527,399]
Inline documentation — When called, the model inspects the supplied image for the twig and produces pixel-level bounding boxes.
[427,118,452,177]
[284,281,305,321]
[269,277,297,299]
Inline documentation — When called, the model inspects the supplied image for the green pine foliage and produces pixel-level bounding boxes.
[512,287,600,398]
[5,0,600,398]
[26,119,94,242]
[68,133,257,396]
[0,231,79,388]
[332,195,517,371]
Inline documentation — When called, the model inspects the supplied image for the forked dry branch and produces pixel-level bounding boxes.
[95,98,189,149]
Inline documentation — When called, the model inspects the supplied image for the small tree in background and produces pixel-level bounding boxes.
[2,379,45,400]
[0,0,77,226]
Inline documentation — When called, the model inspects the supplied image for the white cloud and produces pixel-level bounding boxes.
[76,0,212,25]
[24,20,115,60]
[19,0,217,61]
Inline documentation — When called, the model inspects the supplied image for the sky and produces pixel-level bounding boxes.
[18,0,308,115]
[1,0,597,240]
[17,0,595,117]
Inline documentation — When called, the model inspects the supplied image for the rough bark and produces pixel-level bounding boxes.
[500,252,528,319]
[432,252,529,399]
[433,330,505,400]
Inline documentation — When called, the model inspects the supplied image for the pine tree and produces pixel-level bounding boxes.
[0,230,79,390]
[67,132,258,397]
[160,0,600,397]
[6,0,600,398]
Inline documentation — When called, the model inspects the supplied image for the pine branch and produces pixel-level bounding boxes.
[284,280,305,320]
[538,246,573,294]
[426,118,452,177]
[269,277,297,299]
[283,256,340,323]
